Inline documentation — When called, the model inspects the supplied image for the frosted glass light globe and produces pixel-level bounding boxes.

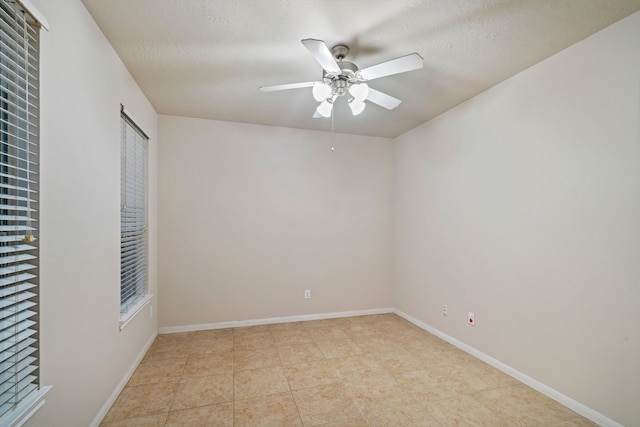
[316,99,333,117]
[348,83,369,102]
[349,99,366,116]
[312,82,332,102]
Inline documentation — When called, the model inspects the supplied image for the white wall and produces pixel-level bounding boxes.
[158,116,393,328]
[394,11,640,427]
[26,1,158,425]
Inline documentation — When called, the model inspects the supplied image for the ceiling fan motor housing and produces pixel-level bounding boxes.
[323,60,359,78]
[322,59,362,97]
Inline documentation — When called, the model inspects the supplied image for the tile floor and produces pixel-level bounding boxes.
[101,313,598,426]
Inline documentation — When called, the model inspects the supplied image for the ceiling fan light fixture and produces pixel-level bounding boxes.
[316,98,334,118]
[260,39,424,119]
[312,82,332,102]
[348,98,366,116]
[348,82,369,102]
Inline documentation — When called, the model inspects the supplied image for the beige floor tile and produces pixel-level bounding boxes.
[293,383,362,426]
[143,340,191,363]
[352,314,388,324]
[368,401,441,427]
[184,336,234,355]
[234,392,302,427]
[369,350,431,375]
[192,328,233,340]
[427,394,510,427]
[340,322,384,337]
[165,402,233,427]
[395,368,460,402]
[412,334,457,349]
[284,360,341,390]
[234,332,275,350]
[316,338,364,359]
[549,418,600,427]
[234,344,282,372]
[476,384,579,426]
[302,318,345,329]
[330,355,392,383]
[271,328,315,345]
[347,378,415,417]
[398,360,502,397]
[450,360,519,392]
[307,326,350,341]
[447,347,486,365]
[411,345,474,368]
[103,382,177,423]
[401,333,447,351]
[352,335,402,353]
[154,332,196,346]
[384,325,429,339]
[234,324,271,336]
[270,321,307,332]
[326,316,361,328]
[365,321,405,336]
[276,341,325,366]
[387,327,438,345]
[104,314,589,426]
[171,374,233,411]
[321,418,373,427]
[127,358,185,386]
[234,366,290,399]
[182,352,233,378]
[100,413,168,427]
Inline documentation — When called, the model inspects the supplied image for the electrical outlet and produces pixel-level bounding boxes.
[442,305,448,316]
[304,290,311,299]
[468,312,475,326]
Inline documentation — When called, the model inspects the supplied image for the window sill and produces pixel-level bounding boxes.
[3,385,52,427]
[119,294,153,331]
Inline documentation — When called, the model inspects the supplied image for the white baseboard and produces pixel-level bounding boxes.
[393,309,623,427]
[158,307,395,334]
[89,332,158,427]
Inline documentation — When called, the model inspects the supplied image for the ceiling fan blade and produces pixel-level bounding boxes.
[367,88,402,110]
[301,39,341,74]
[359,53,423,81]
[260,81,315,92]
[312,110,323,118]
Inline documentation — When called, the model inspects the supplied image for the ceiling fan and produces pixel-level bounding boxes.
[260,39,424,118]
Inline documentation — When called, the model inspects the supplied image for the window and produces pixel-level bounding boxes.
[120,108,149,328]
[0,0,49,424]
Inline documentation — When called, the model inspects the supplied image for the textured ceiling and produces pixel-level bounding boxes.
[81,0,640,138]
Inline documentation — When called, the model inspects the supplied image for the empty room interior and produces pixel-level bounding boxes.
[4,0,639,426]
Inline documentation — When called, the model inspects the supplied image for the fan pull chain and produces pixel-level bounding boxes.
[331,109,335,152]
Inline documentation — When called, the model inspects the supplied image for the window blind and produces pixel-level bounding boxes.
[120,112,148,320]
[0,0,40,421]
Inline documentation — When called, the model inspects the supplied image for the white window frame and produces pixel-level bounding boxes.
[119,107,150,329]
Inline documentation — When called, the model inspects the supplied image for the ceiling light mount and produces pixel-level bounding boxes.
[331,44,349,61]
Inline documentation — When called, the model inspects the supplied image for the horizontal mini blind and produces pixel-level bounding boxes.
[120,112,148,318]
[0,0,40,421]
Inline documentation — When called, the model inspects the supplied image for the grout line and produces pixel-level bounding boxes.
[231,329,235,427]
